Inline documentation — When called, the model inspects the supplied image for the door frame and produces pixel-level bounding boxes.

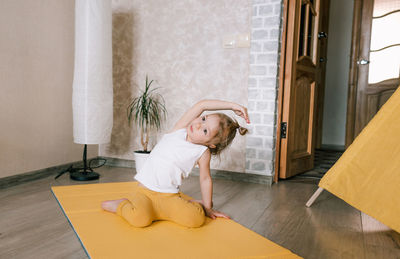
[345,0,362,148]
[275,0,360,182]
[274,0,289,183]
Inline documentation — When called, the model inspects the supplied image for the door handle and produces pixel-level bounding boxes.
[357,59,370,65]
[318,32,327,39]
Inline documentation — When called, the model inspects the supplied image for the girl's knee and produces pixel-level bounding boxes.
[127,215,153,228]
[183,212,206,228]
[179,203,206,228]
[117,198,154,228]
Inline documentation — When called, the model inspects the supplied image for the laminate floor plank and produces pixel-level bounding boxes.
[251,182,318,249]
[299,194,365,259]
[251,181,367,259]
[217,182,274,229]
[209,179,249,209]
[0,185,84,258]
[361,212,400,259]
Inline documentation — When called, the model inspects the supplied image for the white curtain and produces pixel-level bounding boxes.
[72,0,113,144]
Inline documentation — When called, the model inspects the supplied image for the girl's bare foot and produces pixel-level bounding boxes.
[101,198,128,213]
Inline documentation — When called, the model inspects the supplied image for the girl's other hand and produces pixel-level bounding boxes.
[204,207,231,220]
[232,104,250,124]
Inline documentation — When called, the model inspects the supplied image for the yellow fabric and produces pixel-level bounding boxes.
[116,184,205,228]
[52,182,302,259]
[319,88,400,233]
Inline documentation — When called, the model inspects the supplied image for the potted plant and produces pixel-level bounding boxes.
[127,75,167,171]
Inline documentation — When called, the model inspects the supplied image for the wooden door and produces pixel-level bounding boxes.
[347,0,400,145]
[277,0,326,179]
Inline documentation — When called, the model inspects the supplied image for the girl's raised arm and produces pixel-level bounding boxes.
[171,99,250,132]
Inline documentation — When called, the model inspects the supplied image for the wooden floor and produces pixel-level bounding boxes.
[1,166,399,259]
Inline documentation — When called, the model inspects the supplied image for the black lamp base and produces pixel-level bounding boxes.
[70,170,100,181]
[55,144,101,181]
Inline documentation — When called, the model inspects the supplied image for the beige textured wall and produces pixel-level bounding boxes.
[101,0,251,172]
[0,0,97,178]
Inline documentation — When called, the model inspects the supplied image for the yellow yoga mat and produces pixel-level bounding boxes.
[319,88,400,233]
[52,182,302,259]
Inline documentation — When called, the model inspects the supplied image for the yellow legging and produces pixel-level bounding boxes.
[116,184,205,228]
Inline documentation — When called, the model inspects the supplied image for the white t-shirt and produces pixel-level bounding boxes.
[134,128,208,193]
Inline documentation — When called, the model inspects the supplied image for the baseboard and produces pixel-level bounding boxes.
[192,168,273,186]
[100,156,273,186]
[0,160,83,189]
[0,157,273,188]
[98,156,135,168]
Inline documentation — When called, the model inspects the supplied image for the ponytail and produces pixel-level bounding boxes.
[237,126,248,136]
[209,113,248,156]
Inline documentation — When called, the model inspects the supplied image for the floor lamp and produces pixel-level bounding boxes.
[62,0,113,181]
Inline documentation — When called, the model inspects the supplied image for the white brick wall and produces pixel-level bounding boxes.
[246,0,283,176]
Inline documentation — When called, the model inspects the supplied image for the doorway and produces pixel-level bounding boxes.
[274,0,332,180]
[275,0,400,181]
[318,0,353,152]
[308,0,353,179]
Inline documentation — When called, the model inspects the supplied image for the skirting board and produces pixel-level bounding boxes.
[99,156,273,186]
[0,157,273,189]
[0,160,84,189]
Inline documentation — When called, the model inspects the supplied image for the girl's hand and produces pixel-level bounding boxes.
[204,207,231,220]
[232,104,250,124]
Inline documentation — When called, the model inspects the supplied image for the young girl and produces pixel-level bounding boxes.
[102,99,250,228]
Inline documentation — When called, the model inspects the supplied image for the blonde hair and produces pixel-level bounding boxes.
[208,113,248,155]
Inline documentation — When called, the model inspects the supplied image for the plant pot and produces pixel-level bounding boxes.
[134,151,150,173]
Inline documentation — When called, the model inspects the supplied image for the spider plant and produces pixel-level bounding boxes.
[127,75,167,152]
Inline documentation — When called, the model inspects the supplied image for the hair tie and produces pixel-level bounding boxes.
[237,126,248,136]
